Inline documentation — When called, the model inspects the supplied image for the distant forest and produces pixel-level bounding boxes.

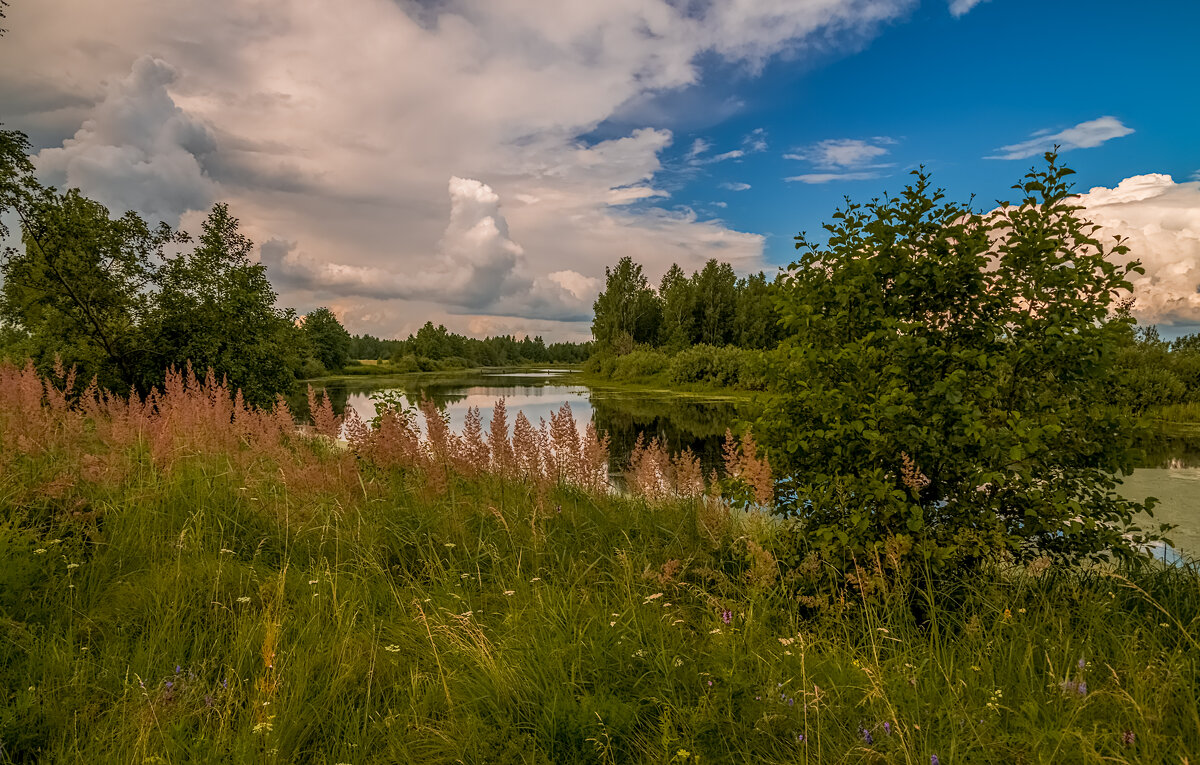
[349,321,591,370]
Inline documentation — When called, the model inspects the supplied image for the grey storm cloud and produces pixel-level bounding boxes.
[261,176,597,322]
[34,56,217,225]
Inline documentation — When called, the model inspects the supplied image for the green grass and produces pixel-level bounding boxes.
[2,436,1198,764]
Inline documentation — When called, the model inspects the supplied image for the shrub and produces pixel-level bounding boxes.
[763,155,1164,575]
[612,349,669,380]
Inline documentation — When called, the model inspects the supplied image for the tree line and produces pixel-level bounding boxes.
[347,323,590,371]
[591,257,784,353]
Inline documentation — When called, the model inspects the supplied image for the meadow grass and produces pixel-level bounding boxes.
[1,363,1198,763]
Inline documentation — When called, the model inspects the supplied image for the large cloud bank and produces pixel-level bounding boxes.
[0,0,915,339]
[1077,174,1200,326]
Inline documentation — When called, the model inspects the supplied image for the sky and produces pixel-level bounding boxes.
[1,0,1198,341]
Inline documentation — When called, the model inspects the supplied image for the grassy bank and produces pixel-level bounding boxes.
[2,366,1198,763]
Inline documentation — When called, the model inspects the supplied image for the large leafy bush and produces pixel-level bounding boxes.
[762,155,1165,572]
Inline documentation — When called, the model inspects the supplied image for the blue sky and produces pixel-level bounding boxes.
[622,0,1199,271]
[2,0,1197,339]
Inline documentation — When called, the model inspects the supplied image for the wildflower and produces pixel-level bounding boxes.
[220,548,235,555]
[610,621,616,627]
[204,695,214,708]
[674,658,684,667]
[530,577,541,582]
[1077,657,1086,670]
[676,750,690,760]
[384,645,402,653]
[707,680,713,687]
[1077,681,1087,696]
[308,579,318,585]
[644,592,663,603]
[252,720,273,734]
[931,756,940,765]
[1122,730,1135,746]
[443,543,455,548]
[66,563,80,570]
[1017,608,1026,614]
[796,733,805,743]
[164,681,174,690]
[779,637,795,646]
[175,665,181,674]
[709,628,722,634]
[1003,608,1011,620]
[860,727,874,744]
[787,698,794,706]
[883,721,891,734]
[34,549,46,555]
[721,609,732,625]
[237,596,251,604]
[503,590,515,596]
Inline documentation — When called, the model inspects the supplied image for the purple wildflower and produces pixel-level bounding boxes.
[175,665,181,674]
[204,695,214,708]
[796,733,806,743]
[721,609,732,625]
[883,721,891,735]
[222,679,228,689]
[788,698,794,707]
[1077,681,1087,696]
[164,681,174,690]
[861,727,874,745]
[707,680,713,687]
[931,756,940,765]
[1077,657,1085,670]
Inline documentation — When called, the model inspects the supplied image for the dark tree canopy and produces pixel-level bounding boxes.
[0,129,306,403]
[762,154,1162,571]
[591,256,661,352]
[303,307,352,373]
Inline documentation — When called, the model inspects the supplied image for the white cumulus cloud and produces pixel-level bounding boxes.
[1075,174,1200,325]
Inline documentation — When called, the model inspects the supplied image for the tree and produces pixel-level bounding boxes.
[691,259,736,346]
[591,256,661,352]
[763,154,1160,573]
[1,129,178,389]
[147,203,306,405]
[658,263,694,349]
[733,271,781,350]
[304,307,352,372]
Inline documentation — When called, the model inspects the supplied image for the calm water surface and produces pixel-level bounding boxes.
[306,370,1199,560]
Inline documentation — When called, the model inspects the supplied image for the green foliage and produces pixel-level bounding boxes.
[657,264,694,349]
[690,259,737,347]
[666,345,767,390]
[763,154,1161,572]
[591,256,661,351]
[733,271,782,350]
[0,129,306,403]
[1,132,182,389]
[147,204,306,405]
[303,306,352,373]
[611,348,670,380]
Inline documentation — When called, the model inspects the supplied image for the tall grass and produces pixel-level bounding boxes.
[1,361,1197,763]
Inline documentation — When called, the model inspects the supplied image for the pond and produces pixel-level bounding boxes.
[302,369,1200,560]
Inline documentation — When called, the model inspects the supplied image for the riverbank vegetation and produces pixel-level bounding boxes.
[2,361,1198,763]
